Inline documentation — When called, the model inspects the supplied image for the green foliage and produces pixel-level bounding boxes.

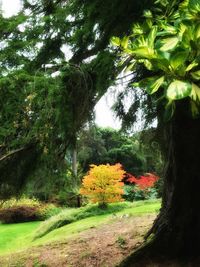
[0,69,68,196]
[78,125,163,177]
[139,129,163,176]
[77,126,108,171]
[0,0,154,192]
[123,185,136,202]
[123,184,158,201]
[24,165,81,207]
[0,196,40,209]
[78,125,149,175]
[38,204,63,221]
[114,0,200,119]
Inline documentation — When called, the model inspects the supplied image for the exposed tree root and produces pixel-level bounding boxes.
[117,232,200,267]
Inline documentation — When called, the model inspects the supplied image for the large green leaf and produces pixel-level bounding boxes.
[121,36,129,49]
[195,24,200,39]
[191,70,200,80]
[143,10,153,18]
[148,26,157,48]
[151,55,170,72]
[166,80,192,100]
[164,100,175,121]
[132,23,144,35]
[111,37,121,47]
[186,61,198,72]
[159,21,177,35]
[146,76,165,94]
[139,76,164,94]
[190,83,200,101]
[188,0,200,14]
[132,46,155,59]
[170,51,188,70]
[160,37,179,51]
[143,59,153,70]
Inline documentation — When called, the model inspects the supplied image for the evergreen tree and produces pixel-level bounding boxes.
[0,0,151,194]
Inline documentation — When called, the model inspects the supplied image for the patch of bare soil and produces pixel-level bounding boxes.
[0,214,156,267]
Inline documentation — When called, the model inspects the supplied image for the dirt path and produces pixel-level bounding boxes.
[0,214,156,267]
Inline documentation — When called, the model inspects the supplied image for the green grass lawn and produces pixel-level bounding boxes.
[34,200,160,246]
[0,200,161,256]
[0,221,41,255]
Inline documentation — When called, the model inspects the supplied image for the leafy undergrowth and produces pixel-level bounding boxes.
[0,200,161,266]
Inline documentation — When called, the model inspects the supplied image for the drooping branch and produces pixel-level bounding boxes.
[0,147,28,162]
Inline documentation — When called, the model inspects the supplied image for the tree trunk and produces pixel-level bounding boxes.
[71,143,82,208]
[149,100,200,258]
[120,101,200,265]
[72,146,77,177]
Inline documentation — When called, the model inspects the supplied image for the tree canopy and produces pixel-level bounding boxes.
[77,125,162,176]
[0,0,153,195]
[113,0,200,119]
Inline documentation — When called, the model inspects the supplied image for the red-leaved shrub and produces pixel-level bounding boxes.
[0,206,41,223]
[126,173,159,189]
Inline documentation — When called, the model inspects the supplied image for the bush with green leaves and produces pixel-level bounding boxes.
[38,204,63,220]
[123,184,158,201]
[0,196,41,209]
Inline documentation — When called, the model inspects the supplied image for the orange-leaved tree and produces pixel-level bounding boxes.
[80,163,125,208]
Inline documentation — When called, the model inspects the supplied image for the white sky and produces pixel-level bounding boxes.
[95,89,121,129]
[2,0,122,129]
[2,0,21,17]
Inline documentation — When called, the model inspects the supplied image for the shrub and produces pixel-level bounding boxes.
[0,197,62,223]
[80,163,125,208]
[126,173,159,190]
[38,204,63,220]
[1,196,40,209]
[124,173,159,201]
[123,184,137,201]
[0,206,40,223]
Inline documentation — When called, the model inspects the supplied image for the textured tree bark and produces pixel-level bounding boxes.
[149,100,200,257]
[120,101,200,266]
[72,146,77,177]
[71,143,82,207]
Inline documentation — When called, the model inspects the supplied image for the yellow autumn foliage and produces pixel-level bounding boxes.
[80,163,125,206]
